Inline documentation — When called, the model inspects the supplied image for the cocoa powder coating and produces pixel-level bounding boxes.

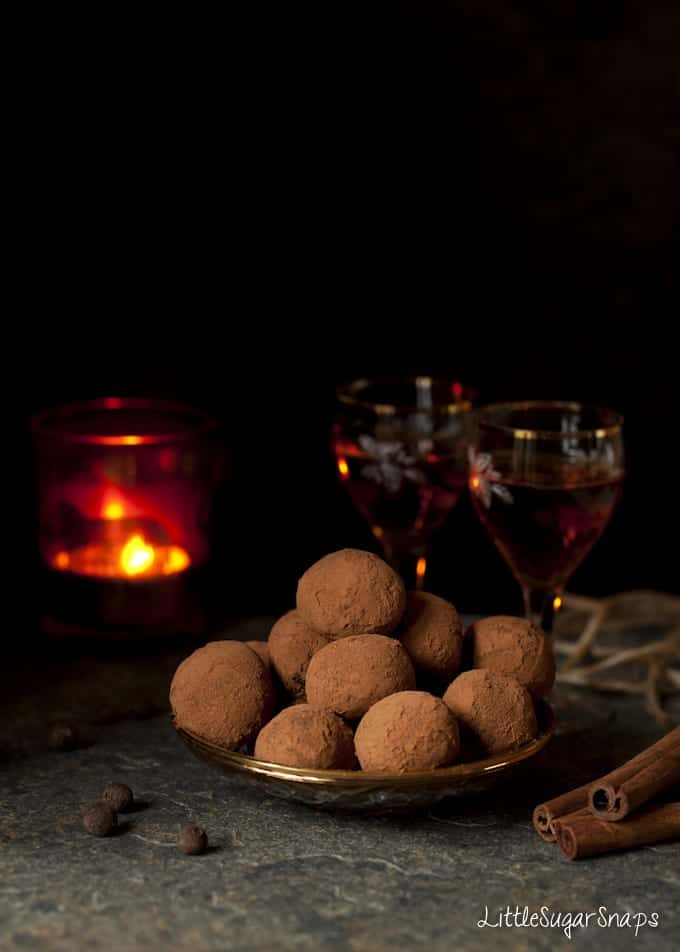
[305,634,416,719]
[268,610,330,700]
[296,549,406,638]
[443,669,537,755]
[355,691,461,773]
[468,615,555,699]
[255,704,356,769]
[399,591,464,684]
[245,640,271,668]
[170,641,276,750]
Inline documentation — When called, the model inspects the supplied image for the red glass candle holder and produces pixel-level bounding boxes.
[32,398,221,637]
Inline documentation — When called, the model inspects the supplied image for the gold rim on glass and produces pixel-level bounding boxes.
[475,401,624,441]
[337,377,474,416]
[175,700,554,787]
[31,397,218,446]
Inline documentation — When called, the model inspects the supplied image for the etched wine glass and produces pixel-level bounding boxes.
[334,377,474,589]
[469,402,624,632]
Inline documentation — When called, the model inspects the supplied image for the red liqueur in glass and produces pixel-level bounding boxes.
[334,438,468,557]
[468,402,625,631]
[471,467,624,591]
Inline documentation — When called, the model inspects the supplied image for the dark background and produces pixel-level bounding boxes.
[11,2,680,620]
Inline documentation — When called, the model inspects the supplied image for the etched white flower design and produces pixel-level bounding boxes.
[468,448,514,509]
[358,435,424,493]
[564,442,616,465]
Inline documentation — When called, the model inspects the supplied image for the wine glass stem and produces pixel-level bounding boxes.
[522,586,560,634]
[381,543,427,590]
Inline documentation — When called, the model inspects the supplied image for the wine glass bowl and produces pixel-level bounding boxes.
[469,402,624,629]
[333,377,474,586]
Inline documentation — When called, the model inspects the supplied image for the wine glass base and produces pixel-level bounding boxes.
[380,543,428,591]
[522,585,562,634]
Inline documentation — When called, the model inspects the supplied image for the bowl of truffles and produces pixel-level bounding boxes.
[171,549,555,812]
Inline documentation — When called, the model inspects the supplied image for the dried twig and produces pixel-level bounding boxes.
[645,662,671,727]
[555,591,680,725]
[557,673,647,694]
[561,601,609,672]
[555,641,630,659]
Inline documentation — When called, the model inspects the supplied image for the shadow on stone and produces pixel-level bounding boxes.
[125,799,152,814]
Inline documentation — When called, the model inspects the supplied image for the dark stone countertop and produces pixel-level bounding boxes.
[1,619,678,951]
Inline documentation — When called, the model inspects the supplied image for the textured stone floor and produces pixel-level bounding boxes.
[1,689,678,951]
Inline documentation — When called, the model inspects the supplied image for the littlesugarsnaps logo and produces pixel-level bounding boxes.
[477,905,660,940]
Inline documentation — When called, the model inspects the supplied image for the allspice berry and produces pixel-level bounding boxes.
[82,802,117,837]
[48,722,79,752]
[102,782,134,813]
[178,824,208,855]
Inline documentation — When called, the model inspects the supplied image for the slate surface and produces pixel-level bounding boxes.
[0,622,678,952]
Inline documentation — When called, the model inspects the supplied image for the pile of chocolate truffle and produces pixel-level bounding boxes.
[170,549,555,774]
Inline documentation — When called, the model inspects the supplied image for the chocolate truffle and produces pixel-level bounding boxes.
[255,704,356,769]
[246,640,271,668]
[268,610,330,700]
[355,691,460,773]
[305,634,416,719]
[399,591,464,685]
[170,641,276,750]
[296,549,406,638]
[443,669,538,756]
[467,615,555,699]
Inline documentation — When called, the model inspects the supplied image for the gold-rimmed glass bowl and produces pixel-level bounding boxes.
[469,401,625,631]
[175,701,553,813]
[333,376,475,589]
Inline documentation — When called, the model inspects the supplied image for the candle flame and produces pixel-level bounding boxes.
[164,545,191,574]
[337,457,350,479]
[553,595,563,612]
[416,556,427,590]
[92,434,145,446]
[103,499,125,520]
[120,534,156,576]
[51,537,191,578]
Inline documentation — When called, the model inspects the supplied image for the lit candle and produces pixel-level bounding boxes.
[32,398,221,635]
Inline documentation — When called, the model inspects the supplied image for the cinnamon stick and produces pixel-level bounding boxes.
[557,802,680,860]
[533,790,591,841]
[532,725,680,841]
[588,726,680,821]
[550,806,590,835]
